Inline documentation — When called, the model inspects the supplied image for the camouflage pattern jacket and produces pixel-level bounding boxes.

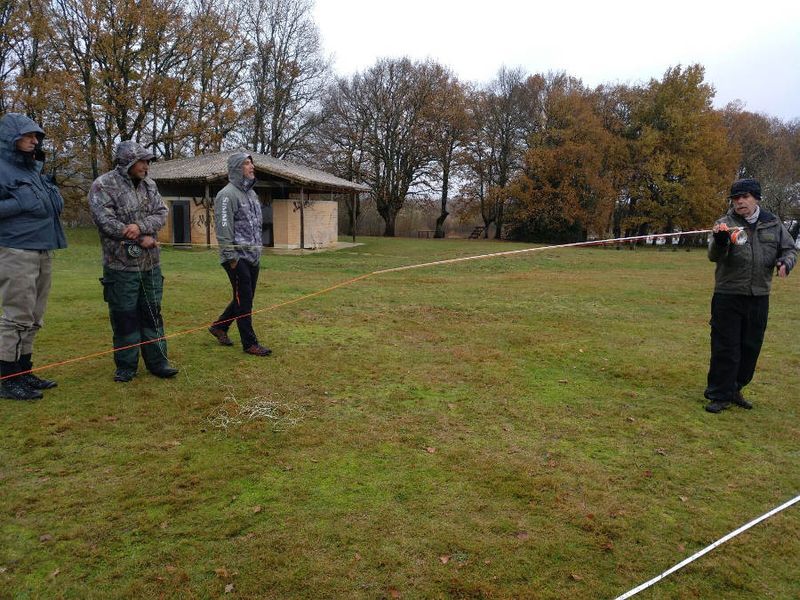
[214,152,263,265]
[88,141,167,271]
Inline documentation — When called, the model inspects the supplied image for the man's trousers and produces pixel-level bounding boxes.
[704,293,769,402]
[0,247,52,362]
[214,259,260,350]
[101,266,169,372]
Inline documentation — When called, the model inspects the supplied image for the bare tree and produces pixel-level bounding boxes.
[427,73,471,238]
[186,0,249,155]
[464,67,533,238]
[246,0,329,159]
[354,58,443,236]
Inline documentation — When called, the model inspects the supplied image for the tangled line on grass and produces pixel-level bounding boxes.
[207,389,304,432]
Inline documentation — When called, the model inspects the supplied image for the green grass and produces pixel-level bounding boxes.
[1,230,799,599]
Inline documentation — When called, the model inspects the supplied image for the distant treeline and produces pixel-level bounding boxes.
[1,0,797,240]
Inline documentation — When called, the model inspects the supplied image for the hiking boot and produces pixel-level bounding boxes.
[732,391,753,410]
[150,366,179,378]
[1,379,43,400]
[17,355,55,388]
[114,369,137,383]
[705,400,731,414]
[244,344,272,357]
[20,373,57,390]
[208,326,233,346]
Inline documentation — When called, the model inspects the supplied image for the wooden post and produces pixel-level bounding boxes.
[300,187,305,250]
[204,183,211,247]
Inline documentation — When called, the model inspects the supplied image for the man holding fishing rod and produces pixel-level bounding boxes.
[704,178,796,413]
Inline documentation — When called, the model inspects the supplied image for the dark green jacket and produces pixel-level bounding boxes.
[708,208,796,296]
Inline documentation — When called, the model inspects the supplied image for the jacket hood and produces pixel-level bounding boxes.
[0,113,45,164]
[228,152,255,191]
[114,140,155,176]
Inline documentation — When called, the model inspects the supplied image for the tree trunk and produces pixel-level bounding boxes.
[383,210,397,237]
[434,169,450,238]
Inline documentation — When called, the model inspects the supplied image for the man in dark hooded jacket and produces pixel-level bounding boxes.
[88,141,178,382]
[208,153,271,356]
[0,113,67,400]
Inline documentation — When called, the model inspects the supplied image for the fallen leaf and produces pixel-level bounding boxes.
[354,552,361,561]
[214,567,230,579]
[677,544,686,552]
[585,513,594,520]
[389,588,401,599]
[643,470,653,478]
[103,415,118,422]
[160,521,168,529]
[626,417,636,422]
[515,531,529,540]
[224,583,235,593]
[48,568,60,579]
[39,534,53,543]
[252,505,262,514]
[439,555,450,564]
[570,573,583,581]
[558,379,569,384]
[655,448,667,456]
[165,565,177,573]
[679,496,688,503]
[602,542,614,552]
[425,447,436,454]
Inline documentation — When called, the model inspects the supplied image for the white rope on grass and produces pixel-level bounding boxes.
[614,493,800,599]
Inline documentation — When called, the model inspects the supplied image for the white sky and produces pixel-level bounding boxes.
[313,0,800,121]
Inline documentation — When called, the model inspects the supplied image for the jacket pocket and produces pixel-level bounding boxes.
[100,276,114,304]
[9,180,48,218]
[757,229,778,266]
[43,179,64,215]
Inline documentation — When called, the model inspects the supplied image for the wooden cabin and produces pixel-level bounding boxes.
[149,151,369,249]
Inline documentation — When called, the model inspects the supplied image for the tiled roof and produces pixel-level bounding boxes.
[149,150,370,193]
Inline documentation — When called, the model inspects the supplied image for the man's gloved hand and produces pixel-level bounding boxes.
[712,223,730,246]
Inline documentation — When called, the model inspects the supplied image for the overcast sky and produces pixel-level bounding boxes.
[313,0,800,121]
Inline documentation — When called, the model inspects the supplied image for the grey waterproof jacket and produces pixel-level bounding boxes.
[214,153,263,265]
[708,208,797,296]
[88,141,167,271]
[0,113,67,250]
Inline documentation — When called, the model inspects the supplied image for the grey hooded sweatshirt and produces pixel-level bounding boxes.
[214,152,263,265]
[0,113,67,250]
[88,141,167,271]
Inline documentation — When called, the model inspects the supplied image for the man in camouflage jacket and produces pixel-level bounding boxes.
[88,141,178,382]
[704,177,796,413]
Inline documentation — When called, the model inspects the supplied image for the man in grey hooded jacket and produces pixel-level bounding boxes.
[88,141,178,382]
[0,113,67,400]
[208,153,271,356]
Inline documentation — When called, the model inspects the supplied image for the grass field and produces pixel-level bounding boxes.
[1,229,799,599]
